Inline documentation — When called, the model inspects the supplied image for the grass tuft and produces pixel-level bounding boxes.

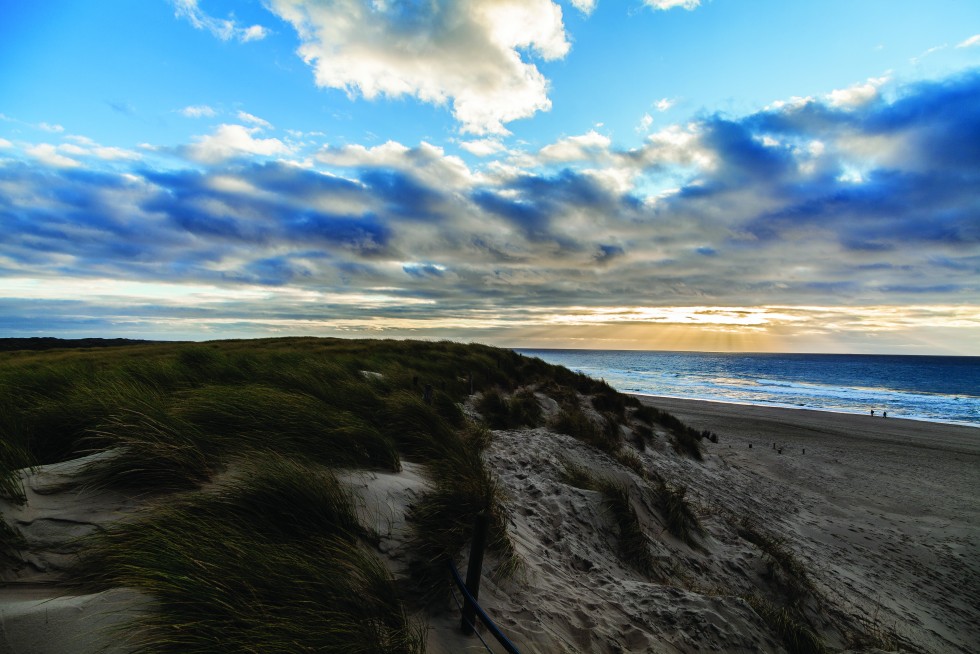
[476,387,543,429]
[600,482,656,578]
[72,455,423,654]
[406,425,515,603]
[653,480,704,547]
[746,594,826,654]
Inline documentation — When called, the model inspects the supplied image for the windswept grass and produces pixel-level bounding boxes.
[633,404,709,460]
[0,436,30,504]
[72,455,423,654]
[737,518,816,604]
[76,407,216,493]
[0,517,25,569]
[174,384,400,471]
[600,482,656,578]
[746,595,826,654]
[407,425,515,604]
[738,518,826,654]
[477,387,543,429]
[551,405,621,454]
[653,480,704,547]
[560,460,602,492]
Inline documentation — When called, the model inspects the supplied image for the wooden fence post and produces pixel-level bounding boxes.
[461,512,490,635]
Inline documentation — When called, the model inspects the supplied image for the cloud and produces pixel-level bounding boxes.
[38,122,64,133]
[958,34,980,48]
[172,0,269,42]
[185,124,292,163]
[827,77,887,108]
[567,0,597,14]
[460,138,507,157]
[265,0,571,134]
[237,111,273,129]
[538,130,611,162]
[25,144,81,168]
[644,0,701,10]
[655,98,675,112]
[181,105,217,118]
[1,71,978,347]
[637,113,654,133]
[0,138,12,149]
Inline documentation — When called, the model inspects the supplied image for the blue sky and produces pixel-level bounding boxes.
[1,0,979,353]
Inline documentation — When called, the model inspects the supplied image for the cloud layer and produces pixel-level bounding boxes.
[1,70,978,348]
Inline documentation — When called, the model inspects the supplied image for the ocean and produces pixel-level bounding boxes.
[516,350,980,428]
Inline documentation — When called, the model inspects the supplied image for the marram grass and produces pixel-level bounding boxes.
[73,455,423,654]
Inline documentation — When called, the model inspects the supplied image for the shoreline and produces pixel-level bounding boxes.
[629,391,980,429]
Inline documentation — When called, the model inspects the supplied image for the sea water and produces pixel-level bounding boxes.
[516,350,980,428]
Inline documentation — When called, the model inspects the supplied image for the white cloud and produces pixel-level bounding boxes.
[644,0,701,10]
[655,97,675,112]
[637,113,654,133]
[539,130,611,162]
[460,138,507,157]
[172,0,269,43]
[186,124,292,164]
[0,138,12,149]
[38,122,64,133]
[910,44,947,64]
[957,34,980,48]
[827,76,888,108]
[237,111,273,129]
[26,144,80,168]
[181,105,217,118]
[266,0,571,135]
[316,140,477,190]
[21,136,141,166]
[567,0,597,13]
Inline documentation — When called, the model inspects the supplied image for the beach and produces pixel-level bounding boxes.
[633,396,980,653]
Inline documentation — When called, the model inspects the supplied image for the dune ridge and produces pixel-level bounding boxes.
[1,339,976,653]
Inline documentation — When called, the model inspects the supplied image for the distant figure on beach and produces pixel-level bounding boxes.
[870,409,875,416]
[883,411,887,418]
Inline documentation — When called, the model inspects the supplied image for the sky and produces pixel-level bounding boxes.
[1,0,979,354]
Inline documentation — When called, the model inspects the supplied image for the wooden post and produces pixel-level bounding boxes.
[461,512,490,635]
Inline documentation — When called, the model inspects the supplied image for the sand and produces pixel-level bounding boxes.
[631,396,980,654]
[3,397,977,653]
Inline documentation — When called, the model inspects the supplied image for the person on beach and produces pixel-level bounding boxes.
[870,409,875,416]
[883,411,887,418]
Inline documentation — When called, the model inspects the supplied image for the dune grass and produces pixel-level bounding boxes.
[746,595,826,654]
[73,455,423,654]
[476,387,543,429]
[653,480,705,548]
[738,518,827,654]
[600,482,656,578]
[633,404,709,460]
[406,423,516,603]
[0,336,723,648]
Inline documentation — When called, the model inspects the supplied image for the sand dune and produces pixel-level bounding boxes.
[3,395,977,653]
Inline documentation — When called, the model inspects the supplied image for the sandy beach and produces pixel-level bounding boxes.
[634,396,980,653]
[3,385,978,653]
